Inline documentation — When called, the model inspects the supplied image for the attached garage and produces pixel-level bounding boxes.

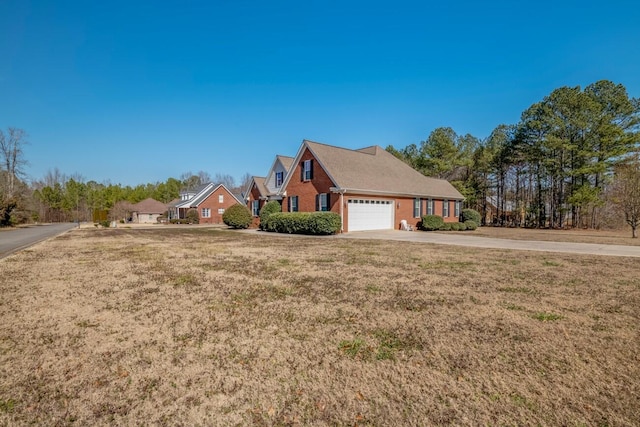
[347,199,394,231]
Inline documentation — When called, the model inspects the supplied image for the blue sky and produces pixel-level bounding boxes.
[1,1,639,187]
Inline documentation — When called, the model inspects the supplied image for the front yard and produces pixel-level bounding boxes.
[0,227,638,425]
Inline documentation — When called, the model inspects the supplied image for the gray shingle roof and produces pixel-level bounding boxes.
[304,140,464,200]
[132,198,167,214]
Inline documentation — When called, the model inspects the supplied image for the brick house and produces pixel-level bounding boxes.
[169,183,243,224]
[247,140,464,232]
[245,155,294,226]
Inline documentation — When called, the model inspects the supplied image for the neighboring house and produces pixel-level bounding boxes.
[248,140,464,232]
[245,155,295,226]
[169,183,243,224]
[131,198,168,224]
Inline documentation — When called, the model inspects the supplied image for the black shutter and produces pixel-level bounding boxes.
[287,197,291,212]
[309,160,314,180]
[315,194,319,211]
[326,193,331,211]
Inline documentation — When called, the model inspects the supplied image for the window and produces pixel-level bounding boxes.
[201,208,211,218]
[275,171,283,187]
[454,200,460,218]
[443,200,449,217]
[251,200,260,216]
[317,193,329,211]
[413,198,421,218]
[289,196,298,212]
[302,160,313,181]
[427,199,434,215]
[218,194,224,203]
[218,208,225,215]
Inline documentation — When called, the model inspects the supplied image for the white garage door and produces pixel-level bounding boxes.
[347,199,394,231]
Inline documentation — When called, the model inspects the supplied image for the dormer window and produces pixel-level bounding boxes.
[275,171,284,187]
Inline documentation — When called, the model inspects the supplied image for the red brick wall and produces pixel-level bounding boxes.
[197,187,241,224]
[246,184,266,228]
[282,148,338,214]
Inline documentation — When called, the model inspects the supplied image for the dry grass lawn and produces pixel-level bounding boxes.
[1,227,639,426]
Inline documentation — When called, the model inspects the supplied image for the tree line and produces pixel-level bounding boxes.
[2,79,638,230]
[0,133,251,225]
[387,80,640,229]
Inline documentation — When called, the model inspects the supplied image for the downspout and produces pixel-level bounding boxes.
[340,192,344,233]
[331,188,346,233]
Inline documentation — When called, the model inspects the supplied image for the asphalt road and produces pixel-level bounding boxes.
[0,223,78,259]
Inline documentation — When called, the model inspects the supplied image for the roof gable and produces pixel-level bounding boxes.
[185,183,242,207]
[244,176,268,201]
[264,155,295,195]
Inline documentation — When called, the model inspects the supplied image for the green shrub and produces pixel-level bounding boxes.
[186,208,200,224]
[264,212,341,235]
[464,219,478,230]
[420,215,444,231]
[450,222,462,231]
[439,222,452,231]
[458,222,467,231]
[259,200,282,230]
[461,208,481,225]
[222,204,252,229]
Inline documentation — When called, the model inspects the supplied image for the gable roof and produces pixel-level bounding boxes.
[264,155,295,195]
[276,155,294,172]
[176,183,242,208]
[284,140,464,200]
[244,176,269,200]
[132,198,167,214]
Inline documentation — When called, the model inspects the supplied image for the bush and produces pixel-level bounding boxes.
[461,208,481,226]
[170,218,192,224]
[420,215,444,231]
[259,200,282,230]
[458,222,467,231]
[439,222,452,231]
[264,212,341,235]
[222,204,252,229]
[451,222,463,231]
[186,208,199,224]
[464,219,478,230]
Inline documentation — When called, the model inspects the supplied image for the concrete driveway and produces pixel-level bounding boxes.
[337,229,640,258]
[0,223,77,259]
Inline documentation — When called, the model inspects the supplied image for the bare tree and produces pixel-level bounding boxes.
[213,173,236,189]
[239,172,252,192]
[0,127,29,198]
[109,200,135,222]
[0,128,29,225]
[610,158,640,238]
[197,170,212,185]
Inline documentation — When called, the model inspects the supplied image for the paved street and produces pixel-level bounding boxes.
[0,223,78,259]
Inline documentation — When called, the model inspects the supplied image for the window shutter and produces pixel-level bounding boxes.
[287,197,291,212]
[315,194,319,211]
[326,193,330,211]
[309,160,314,180]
